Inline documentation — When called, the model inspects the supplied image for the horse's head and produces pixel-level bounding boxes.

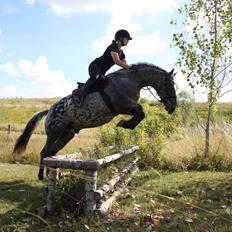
[117,63,177,114]
[156,69,177,114]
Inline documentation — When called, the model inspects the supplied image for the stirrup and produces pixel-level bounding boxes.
[76,96,84,106]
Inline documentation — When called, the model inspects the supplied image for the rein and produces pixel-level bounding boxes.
[142,86,162,102]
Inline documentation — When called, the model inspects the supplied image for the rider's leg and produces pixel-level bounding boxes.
[78,63,102,105]
[78,78,95,104]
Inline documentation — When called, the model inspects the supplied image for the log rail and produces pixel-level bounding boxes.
[43,146,139,216]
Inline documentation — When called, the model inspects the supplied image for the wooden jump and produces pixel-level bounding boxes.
[43,146,139,216]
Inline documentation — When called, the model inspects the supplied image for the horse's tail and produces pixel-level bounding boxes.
[13,110,49,154]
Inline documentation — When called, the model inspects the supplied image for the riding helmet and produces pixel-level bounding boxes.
[115,29,132,41]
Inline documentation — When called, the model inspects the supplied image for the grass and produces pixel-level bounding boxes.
[0,163,46,232]
[195,102,232,123]
[0,98,100,163]
[0,128,100,164]
[1,98,232,231]
[160,126,232,171]
[0,164,232,231]
[0,98,57,124]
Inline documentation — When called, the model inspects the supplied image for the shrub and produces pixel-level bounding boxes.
[52,171,86,217]
[99,100,180,167]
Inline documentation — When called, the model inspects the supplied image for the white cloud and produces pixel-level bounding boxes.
[0,62,18,76]
[17,56,66,84]
[0,29,2,53]
[24,0,36,5]
[94,31,167,56]
[0,85,17,96]
[30,0,178,55]
[34,0,177,16]
[129,32,168,56]
[0,56,73,97]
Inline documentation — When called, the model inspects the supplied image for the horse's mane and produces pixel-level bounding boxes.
[132,63,167,73]
[108,62,168,77]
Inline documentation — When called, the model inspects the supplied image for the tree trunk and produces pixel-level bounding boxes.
[204,103,211,158]
[205,0,218,159]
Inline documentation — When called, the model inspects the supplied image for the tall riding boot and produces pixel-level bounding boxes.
[78,78,95,106]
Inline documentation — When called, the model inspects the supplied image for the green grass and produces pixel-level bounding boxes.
[0,98,100,163]
[0,163,46,232]
[1,98,232,231]
[0,98,57,124]
[195,102,232,123]
[0,163,232,232]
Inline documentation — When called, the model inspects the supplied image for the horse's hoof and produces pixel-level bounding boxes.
[38,174,44,181]
[117,120,126,127]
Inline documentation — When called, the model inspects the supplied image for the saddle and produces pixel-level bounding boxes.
[72,78,108,97]
[72,82,84,96]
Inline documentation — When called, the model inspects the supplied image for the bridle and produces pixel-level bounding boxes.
[133,67,176,104]
[142,86,162,102]
[142,76,175,103]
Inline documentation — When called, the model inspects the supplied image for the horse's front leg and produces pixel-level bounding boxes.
[117,103,145,130]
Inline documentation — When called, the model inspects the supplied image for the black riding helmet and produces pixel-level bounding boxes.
[115,29,132,41]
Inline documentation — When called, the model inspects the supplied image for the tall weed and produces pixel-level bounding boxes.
[161,126,232,171]
[99,101,181,167]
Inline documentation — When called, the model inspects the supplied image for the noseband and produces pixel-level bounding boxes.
[159,78,176,104]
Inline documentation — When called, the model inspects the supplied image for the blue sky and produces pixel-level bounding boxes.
[0,0,231,101]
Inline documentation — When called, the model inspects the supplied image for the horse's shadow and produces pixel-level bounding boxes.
[0,180,47,230]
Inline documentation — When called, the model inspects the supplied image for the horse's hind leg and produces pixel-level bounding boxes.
[39,134,57,180]
[38,129,76,180]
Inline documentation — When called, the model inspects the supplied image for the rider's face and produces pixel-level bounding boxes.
[122,37,129,46]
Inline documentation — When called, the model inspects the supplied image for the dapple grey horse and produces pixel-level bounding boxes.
[13,63,177,180]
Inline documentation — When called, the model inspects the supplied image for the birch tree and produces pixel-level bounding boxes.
[171,0,232,157]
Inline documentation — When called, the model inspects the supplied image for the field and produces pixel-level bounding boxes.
[1,164,232,232]
[0,98,232,231]
[0,98,100,163]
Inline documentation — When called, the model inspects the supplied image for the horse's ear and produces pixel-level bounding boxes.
[169,69,176,77]
[169,69,174,76]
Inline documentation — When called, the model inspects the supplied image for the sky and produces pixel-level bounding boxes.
[0,0,231,101]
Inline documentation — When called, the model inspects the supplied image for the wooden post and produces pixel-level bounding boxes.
[7,124,11,134]
[46,168,59,214]
[84,170,97,216]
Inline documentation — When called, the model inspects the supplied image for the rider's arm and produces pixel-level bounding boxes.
[121,59,129,65]
[111,52,130,69]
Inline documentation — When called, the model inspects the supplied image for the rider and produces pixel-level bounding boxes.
[77,29,132,105]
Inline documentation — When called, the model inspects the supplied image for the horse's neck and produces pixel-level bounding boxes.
[138,70,164,90]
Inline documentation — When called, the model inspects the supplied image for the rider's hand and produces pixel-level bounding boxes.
[130,64,138,71]
[96,74,105,80]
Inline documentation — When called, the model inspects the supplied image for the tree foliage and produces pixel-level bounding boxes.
[171,0,232,101]
[171,0,232,157]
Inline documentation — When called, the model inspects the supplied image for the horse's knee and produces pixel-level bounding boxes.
[136,105,145,116]
[140,111,145,120]
[40,148,47,158]
[38,169,44,181]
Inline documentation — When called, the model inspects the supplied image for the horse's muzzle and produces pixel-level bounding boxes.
[165,100,176,114]
[167,106,176,114]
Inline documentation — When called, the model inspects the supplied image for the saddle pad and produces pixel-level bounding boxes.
[72,86,83,96]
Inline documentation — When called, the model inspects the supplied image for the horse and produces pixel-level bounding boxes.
[13,63,177,180]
